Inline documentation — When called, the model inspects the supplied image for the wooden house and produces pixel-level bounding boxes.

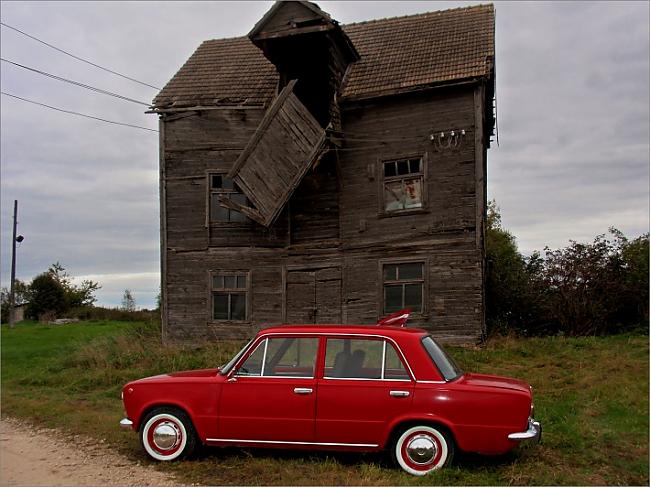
[151,1,496,344]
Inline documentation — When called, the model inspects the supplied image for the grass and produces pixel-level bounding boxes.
[1,320,648,485]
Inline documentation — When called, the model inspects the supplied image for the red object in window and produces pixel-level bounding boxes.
[377,308,411,327]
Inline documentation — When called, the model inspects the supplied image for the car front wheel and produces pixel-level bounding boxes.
[140,407,197,461]
[392,425,454,475]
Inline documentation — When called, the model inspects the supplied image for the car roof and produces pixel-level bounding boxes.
[259,324,428,338]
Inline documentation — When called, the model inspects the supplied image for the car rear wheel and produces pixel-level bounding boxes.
[140,407,197,461]
[392,425,454,475]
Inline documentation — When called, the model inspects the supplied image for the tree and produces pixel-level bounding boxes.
[539,229,649,335]
[26,273,66,320]
[47,262,100,308]
[485,200,539,335]
[484,201,648,336]
[121,289,136,312]
[20,263,101,321]
[620,232,649,326]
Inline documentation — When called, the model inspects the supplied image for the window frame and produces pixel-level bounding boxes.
[209,270,251,323]
[377,153,428,217]
[322,337,413,382]
[225,332,416,381]
[379,258,427,316]
[234,336,319,379]
[206,172,251,226]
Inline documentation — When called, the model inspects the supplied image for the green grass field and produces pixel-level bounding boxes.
[1,320,648,485]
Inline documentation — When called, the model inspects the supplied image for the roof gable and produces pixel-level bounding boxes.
[249,1,335,43]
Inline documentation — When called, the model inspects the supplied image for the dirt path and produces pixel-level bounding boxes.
[0,418,186,487]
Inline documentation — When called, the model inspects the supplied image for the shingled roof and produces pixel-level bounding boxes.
[152,4,494,109]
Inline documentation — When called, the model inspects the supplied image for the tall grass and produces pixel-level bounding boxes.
[1,321,648,485]
[59,320,243,391]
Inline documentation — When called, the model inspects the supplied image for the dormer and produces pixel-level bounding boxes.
[248,1,359,128]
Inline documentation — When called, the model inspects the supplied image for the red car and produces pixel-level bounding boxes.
[120,312,541,475]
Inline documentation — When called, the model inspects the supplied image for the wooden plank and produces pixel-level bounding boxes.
[228,80,298,179]
[217,195,265,223]
[159,117,168,342]
[229,83,328,226]
[286,270,316,323]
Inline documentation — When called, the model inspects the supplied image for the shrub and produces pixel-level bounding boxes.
[486,201,649,337]
[64,306,160,323]
[26,273,66,319]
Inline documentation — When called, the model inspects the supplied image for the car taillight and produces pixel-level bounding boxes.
[529,385,535,418]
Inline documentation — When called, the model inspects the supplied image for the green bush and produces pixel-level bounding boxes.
[486,201,649,337]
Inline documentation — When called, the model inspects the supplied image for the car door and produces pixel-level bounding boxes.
[218,335,319,442]
[315,336,415,446]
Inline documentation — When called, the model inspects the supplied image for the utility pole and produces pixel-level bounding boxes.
[9,200,18,328]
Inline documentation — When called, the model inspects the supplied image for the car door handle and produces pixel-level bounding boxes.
[294,388,313,395]
[390,390,410,397]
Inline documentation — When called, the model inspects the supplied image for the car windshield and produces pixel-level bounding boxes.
[421,335,463,381]
[219,339,253,375]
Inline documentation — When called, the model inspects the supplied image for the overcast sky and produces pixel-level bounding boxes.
[1,1,648,308]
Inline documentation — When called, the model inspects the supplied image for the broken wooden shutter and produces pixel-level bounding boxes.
[220,79,328,227]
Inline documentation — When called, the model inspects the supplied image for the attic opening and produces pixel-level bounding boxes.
[248,1,359,130]
[268,33,335,128]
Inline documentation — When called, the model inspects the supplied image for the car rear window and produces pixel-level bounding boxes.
[421,335,463,381]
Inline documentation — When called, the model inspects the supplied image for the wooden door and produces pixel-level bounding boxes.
[286,267,341,324]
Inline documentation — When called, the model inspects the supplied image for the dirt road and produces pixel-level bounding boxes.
[0,418,185,487]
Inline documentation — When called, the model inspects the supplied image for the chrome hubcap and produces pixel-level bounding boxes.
[406,434,437,465]
[152,422,179,450]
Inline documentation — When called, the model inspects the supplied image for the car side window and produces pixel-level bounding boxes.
[384,342,410,380]
[263,337,318,378]
[236,337,318,378]
[237,340,265,376]
[323,338,411,380]
[324,338,383,379]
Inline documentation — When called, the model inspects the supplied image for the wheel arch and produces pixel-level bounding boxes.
[384,415,458,451]
[136,402,197,434]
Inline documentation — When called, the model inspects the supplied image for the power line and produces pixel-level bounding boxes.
[0,21,161,90]
[1,91,158,133]
[1,58,151,107]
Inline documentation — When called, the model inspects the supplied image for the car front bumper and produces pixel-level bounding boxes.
[120,418,134,430]
[508,418,542,442]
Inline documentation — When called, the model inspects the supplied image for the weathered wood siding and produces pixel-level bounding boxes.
[166,248,285,341]
[251,2,328,40]
[289,155,340,244]
[336,86,484,341]
[161,84,487,344]
[228,82,327,227]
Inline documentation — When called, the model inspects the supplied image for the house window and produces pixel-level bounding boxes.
[382,157,424,212]
[212,271,248,320]
[209,174,248,223]
[383,262,424,314]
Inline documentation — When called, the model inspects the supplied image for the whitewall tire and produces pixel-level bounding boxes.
[393,425,454,475]
[140,408,197,461]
